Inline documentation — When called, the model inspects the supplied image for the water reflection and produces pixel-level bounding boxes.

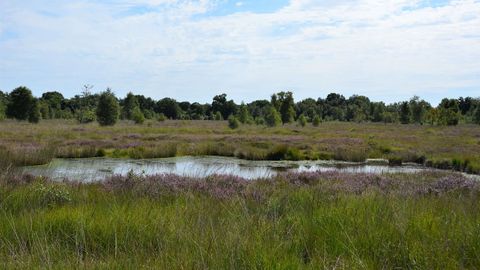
[18,156,449,182]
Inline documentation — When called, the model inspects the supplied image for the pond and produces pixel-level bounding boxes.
[19,156,449,182]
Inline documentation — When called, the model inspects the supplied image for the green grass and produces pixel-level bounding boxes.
[0,176,479,269]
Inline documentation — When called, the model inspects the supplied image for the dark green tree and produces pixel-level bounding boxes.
[157,98,182,119]
[399,102,411,124]
[28,99,41,123]
[40,91,64,119]
[272,91,295,124]
[6,86,36,121]
[212,94,237,119]
[96,89,119,126]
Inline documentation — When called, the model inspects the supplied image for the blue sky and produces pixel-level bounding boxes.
[0,0,479,105]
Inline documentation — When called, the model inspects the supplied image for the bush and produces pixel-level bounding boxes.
[228,115,240,129]
[312,115,321,127]
[297,114,307,127]
[157,113,167,122]
[214,111,223,121]
[33,183,71,208]
[76,109,96,123]
[132,107,145,124]
[255,117,265,125]
[96,89,119,126]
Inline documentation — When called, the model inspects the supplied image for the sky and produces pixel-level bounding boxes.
[0,0,479,105]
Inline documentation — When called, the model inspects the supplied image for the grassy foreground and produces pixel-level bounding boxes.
[1,171,479,269]
[1,119,480,173]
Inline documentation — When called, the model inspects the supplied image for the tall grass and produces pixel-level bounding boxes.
[0,172,479,268]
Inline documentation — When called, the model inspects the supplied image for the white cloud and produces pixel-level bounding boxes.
[0,0,479,104]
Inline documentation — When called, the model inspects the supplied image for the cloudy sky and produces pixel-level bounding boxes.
[0,0,479,104]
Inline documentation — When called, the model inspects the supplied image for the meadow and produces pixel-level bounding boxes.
[1,170,480,269]
[0,119,479,173]
[1,120,480,268]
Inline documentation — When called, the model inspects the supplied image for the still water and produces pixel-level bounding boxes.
[20,156,439,182]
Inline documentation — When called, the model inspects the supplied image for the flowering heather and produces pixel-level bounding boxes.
[100,170,479,199]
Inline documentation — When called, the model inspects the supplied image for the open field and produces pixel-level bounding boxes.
[1,119,479,173]
[1,171,480,269]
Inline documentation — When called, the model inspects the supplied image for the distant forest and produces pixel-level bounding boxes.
[0,85,479,127]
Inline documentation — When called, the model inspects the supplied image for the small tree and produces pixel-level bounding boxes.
[28,99,41,123]
[298,114,307,127]
[96,89,119,126]
[132,106,145,124]
[265,107,282,127]
[312,115,321,127]
[228,115,240,129]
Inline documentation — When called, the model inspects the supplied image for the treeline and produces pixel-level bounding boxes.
[0,86,479,127]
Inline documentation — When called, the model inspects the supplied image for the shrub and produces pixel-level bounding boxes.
[214,111,223,121]
[76,109,96,123]
[96,89,119,126]
[132,107,145,124]
[297,114,307,127]
[255,117,265,125]
[228,115,240,129]
[312,115,321,127]
[388,157,403,166]
[157,113,167,122]
[33,183,71,208]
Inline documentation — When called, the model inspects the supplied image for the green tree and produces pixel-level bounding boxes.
[96,89,119,126]
[409,96,430,124]
[122,92,139,120]
[6,86,36,121]
[228,115,240,129]
[438,108,459,126]
[41,91,64,119]
[237,102,252,124]
[157,98,182,119]
[28,99,41,123]
[279,92,295,124]
[297,114,307,127]
[399,102,410,124]
[265,107,282,127]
